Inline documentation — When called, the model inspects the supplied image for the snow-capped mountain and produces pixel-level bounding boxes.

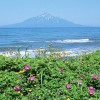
[3,13,83,27]
[38,13,54,20]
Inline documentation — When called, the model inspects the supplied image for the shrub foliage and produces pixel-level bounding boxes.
[0,50,100,100]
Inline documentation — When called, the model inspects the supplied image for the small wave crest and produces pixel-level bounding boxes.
[20,40,41,43]
[52,39,92,43]
[19,39,92,43]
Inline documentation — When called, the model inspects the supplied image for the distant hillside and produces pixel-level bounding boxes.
[2,13,83,27]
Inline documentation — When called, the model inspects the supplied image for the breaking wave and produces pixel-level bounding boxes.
[52,39,92,43]
[20,39,92,43]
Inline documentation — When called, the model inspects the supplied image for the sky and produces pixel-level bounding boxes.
[0,0,100,26]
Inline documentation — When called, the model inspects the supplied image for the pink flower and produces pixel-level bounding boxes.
[24,65,30,71]
[88,86,94,95]
[13,86,21,91]
[89,90,94,95]
[66,84,71,89]
[88,86,94,90]
[78,80,82,85]
[92,74,98,80]
[60,68,64,72]
[28,76,35,81]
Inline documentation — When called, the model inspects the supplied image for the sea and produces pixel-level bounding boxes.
[0,27,100,57]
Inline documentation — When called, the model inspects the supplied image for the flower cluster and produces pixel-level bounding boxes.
[13,65,35,91]
[65,74,99,96]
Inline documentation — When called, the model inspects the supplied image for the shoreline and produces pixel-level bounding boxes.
[0,47,100,58]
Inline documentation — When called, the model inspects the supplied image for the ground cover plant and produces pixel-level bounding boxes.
[0,50,100,100]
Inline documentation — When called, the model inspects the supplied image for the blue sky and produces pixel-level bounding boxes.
[0,0,100,26]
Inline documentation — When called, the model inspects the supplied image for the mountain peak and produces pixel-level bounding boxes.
[39,13,54,19]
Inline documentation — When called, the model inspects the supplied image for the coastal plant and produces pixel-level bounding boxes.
[0,50,100,100]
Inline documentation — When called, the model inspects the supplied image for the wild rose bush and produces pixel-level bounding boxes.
[0,50,100,100]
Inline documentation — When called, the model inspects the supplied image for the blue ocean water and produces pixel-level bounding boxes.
[0,27,100,55]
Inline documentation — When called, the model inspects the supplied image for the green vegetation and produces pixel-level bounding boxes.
[0,50,100,100]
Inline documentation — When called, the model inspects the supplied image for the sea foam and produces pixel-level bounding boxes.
[19,39,92,43]
[52,39,92,43]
